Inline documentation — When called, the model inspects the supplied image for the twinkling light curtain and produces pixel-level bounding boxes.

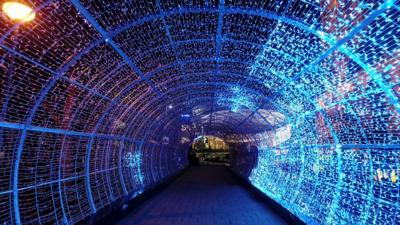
[0,0,399,224]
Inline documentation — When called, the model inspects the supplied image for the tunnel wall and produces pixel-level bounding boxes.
[0,127,188,224]
[1,0,400,225]
[229,98,400,225]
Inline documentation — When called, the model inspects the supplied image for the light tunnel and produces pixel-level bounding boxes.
[0,0,399,224]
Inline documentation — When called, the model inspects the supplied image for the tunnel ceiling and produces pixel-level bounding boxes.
[1,0,397,139]
[0,0,400,224]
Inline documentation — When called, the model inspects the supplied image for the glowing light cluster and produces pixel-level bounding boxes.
[229,1,400,224]
[2,2,35,22]
[217,86,257,112]
[0,0,399,224]
[123,151,144,186]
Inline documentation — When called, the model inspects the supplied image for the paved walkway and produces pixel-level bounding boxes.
[117,165,287,225]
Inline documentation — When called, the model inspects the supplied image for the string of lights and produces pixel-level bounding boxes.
[0,0,399,224]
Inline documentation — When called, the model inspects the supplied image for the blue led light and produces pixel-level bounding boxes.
[0,0,399,224]
[217,86,257,112]
[124,151,144,187]
[228,1,400,224]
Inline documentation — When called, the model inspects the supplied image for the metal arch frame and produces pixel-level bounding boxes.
[5,50,122,222]
[81,80,154,212]
[149,118,185,180]
[139,41,311,88]
[101,81,263,124]
[3,1,398,223]
[104,92,223,137]
[232,1,399,130]
[126,95,265,141]
[143,114,184,145]
[155,0,191,97]
[0,11,217,108]
[0,37,140,224]
[102,81,269,137]
[0,45,139,133]
[52,73,127,214]
[63,77,155,213]
[0,21,348,225]
[70,0,161,97]
[2,3,396,108]
[237,53,373,220]
[139,102,238,146]
[108,107,160,196]
[153,70,270,91]
[108,96,202,196]
[209,0,225,126]
[70,2,398,161]
[1,1,386,140]
[39,43,177,216]
[130,110,178,186]
[72,85,151,206]
[0,121,141,141]
[240,84,344,222]
[162,91,278,131]
[0,41,283,113]
[0,2,383,115]
[225,0,295,114]
[66,5,160,211]
[162,30,378,225]
[127,97,240,138]
[144,120,192,169]
[105,75,372,146]
[108,3,400,127]
[10,35,112,225]
[144,55,297,89]
[119,90,263,143]
[0,8,276,181]
[69,57,124,100]
[299,72,373,222]
[140,115,259,186]
[0,43,111,102]
[144,104,238,138]
[32,89,136,223]
[0,10,374,171]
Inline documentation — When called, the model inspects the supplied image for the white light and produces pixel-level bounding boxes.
[2,2,35,22]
